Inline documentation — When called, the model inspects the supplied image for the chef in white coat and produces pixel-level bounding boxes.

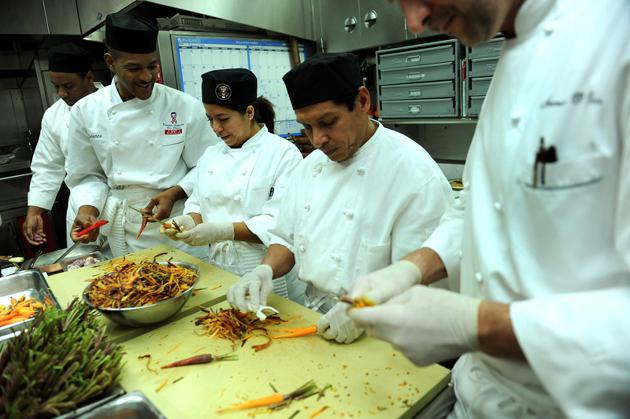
[162,68,302,298]
[349,0,630,417]
[227,53,452,343]
[24,43,102,246]
[65,13,216,257]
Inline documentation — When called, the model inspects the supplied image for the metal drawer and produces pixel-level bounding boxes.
[380,62,455,85]
[469,77,492,96]
[381,98,456,118]
[379,44,455,70]
[469,57,498,77]
[468,95,486,116]
[380,80,455,101]
[468,38,504,59]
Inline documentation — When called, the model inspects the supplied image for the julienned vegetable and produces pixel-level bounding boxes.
[0,299,123,418]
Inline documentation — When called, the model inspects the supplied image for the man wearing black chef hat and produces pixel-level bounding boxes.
[24,42,102,247]
[65,13,217,258]
[227,53,452,344]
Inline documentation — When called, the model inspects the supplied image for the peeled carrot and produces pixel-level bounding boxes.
[217,393,285,412]
[272,325,317,339]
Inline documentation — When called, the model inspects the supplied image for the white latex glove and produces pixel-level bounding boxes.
[349,285,481,366]
[349,260,421,304]
[317,302,364,344]
[227,264,273,312]
[175,221,234,246]
[159,215,196,240]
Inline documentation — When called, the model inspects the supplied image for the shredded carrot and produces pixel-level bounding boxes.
[309,405,329,418]
[155,378,169,393]
[167,343,181,354]
[272,325,317,339]
[218,380,326,413]
[85,259,197,309]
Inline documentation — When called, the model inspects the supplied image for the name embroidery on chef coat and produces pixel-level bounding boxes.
[163,111,184,135]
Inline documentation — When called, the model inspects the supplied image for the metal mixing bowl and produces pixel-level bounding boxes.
[82,261,200,328]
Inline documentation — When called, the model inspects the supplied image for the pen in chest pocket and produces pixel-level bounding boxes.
[532,137,558,188]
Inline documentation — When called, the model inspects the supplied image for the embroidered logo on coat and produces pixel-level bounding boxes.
[215,84,232,100]
[163,111,184,135]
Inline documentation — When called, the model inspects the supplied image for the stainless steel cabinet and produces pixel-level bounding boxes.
[464,37,504,116]
[0,0,80,35]
[317,0,407,52]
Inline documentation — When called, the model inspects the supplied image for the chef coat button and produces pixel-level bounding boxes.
[298,245,306,254]
[493,201,502,212]
[344,210,354,219]
[114,140,119,145]
[314,164,323,174]
[458,250,463,260]
[543,22,554,35]
[357,167,366,176]
[474,272,483,283]
[148,140,154,145]
[208,170,213,175]
[304,204,311,212]
[510,111,521,126]
[241,170,247,176]
[111,111,117,116]
[116,170,122,175]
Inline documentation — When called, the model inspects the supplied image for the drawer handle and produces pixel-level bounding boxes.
[405,55,421,63]
[408,90,422,97]
[408,105,421,114]
[406,72,425,80]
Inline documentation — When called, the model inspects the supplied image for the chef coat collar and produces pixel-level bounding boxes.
[513,0,557,39]
[334,119,382,166]
[108,75,158,107]
[219,124,268,153]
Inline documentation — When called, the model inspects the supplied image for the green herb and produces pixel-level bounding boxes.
[0,299,123,418]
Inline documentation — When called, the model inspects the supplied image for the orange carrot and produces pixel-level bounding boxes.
[272,325,317,339]
[217,393,285,412]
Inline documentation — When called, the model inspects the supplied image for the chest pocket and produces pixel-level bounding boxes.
[518,154,605,191]
[160,123,186,149]
[354,239,392,281]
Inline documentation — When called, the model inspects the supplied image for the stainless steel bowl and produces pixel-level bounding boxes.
[82,262,199,328]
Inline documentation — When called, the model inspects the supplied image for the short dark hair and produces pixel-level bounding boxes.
[224,96,276,134]
[331,90,360,111]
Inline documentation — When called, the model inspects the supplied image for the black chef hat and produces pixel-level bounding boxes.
[105,13,158,54]
[201,68,257,106]
[48,43,92,74]
[282,53,362,110]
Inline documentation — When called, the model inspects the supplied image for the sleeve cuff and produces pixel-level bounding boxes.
[27,192,55,211]
[422,228,461,285]
[244,215,272,246]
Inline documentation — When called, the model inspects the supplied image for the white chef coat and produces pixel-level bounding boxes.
[27,82,103,245]
[270,121,452,311]
[65,79,218,257]
[422,0,630,417]
[184,126,302,296]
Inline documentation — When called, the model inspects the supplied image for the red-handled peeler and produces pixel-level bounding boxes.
[76,220,108,237]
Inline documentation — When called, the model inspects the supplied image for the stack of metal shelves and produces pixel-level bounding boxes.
[376,39,460,119]
[465,37,504,116]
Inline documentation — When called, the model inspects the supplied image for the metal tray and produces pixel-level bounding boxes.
[0,270,61,342]
[57,385,126,419]
[61,251,105,272]
[27,244,102,269]
[77,391,166,419]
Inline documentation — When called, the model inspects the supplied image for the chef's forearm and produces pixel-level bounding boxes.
[403,247,448,286]
[478,301,526,361]
[262,244,295,278]
[233,222,262,244]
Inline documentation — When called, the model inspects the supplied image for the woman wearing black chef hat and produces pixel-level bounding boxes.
[162,68,302,299]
